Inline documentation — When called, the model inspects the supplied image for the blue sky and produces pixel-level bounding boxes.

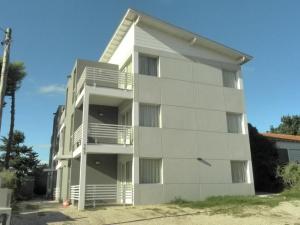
[0,0,299,162]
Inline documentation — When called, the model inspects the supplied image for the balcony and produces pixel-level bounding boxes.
[73,123,133,151]
[77,67,133,95]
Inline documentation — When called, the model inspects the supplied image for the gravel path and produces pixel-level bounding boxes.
[11,200,300,225]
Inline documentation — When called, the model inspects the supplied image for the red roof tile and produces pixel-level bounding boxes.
[261,133,300,142]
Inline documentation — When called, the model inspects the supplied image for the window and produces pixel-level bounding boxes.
[277,148,289,164]
[139,54,158,76]
[139,158,161,184]
[231,161,248,183]
[125,161,132,183]
[226,113,243,133]
[223,70,238,88]
[139,104,160,127]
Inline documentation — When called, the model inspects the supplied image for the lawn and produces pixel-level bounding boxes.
[171,189,300,215]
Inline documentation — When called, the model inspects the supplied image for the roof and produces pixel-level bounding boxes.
[261,133,300,143]
[99,8,253,64]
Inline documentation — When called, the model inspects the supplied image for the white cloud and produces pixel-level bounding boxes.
[38,84,65,95]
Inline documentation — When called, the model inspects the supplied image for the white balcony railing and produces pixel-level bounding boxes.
[71,184,129,207]
[70,185,80,201]
[72,123,132,150]
[73,124,82,150]
[118,183,133,204]
[77,67,133,94]
[86,184,117,207]
[87,123,132,145]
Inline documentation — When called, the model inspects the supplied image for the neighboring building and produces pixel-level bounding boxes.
[51,8,255,210]
[261,133,300,164]
[46,105,65,199]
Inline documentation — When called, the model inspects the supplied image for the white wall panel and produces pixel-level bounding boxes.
[195,84,225,110]
[138,127,163,157]
[223,88,245,113]
[199,160,231,184]
[135,25,236,64]
[109,25,134,66]
[196,109,227,132]
[162,129,197,158]
[162,106,197,130]
[192,62,222,86]
[197,132,230,159]
[163,158,200,184]
[164,184,200,202]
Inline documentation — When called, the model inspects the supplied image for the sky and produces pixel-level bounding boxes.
[0,0,299,163]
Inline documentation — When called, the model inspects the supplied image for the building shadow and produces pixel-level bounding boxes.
[11,211,85,225]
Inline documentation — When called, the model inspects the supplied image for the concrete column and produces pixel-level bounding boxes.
[55,167,62,201]
[78,88,89,210]
[132,101,139,127]
[132,50,139,205]
[132,156,139,205]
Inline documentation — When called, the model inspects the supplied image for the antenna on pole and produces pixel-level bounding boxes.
[0,27,12,133]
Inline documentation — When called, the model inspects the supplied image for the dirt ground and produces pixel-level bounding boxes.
[11,200,300,225]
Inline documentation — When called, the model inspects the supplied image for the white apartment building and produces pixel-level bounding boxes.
[51,8,255,210]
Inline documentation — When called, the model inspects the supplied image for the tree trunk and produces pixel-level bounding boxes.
[4,91,15,169]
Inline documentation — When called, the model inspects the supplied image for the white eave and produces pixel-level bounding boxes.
[100,10,138,63]
[99,8,253,65]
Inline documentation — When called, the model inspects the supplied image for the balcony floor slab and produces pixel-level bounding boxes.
[86,144,133,154]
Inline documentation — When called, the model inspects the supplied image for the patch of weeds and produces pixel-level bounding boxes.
[86,206,107,211]
[144,207,164,214]
[166,205,178,209]
[281,189,300,199]
[12,204,21,213]
[171,196,283,209]
[169,190,300,217]
[37,212,46,217]
[269,213,283,218]
[25,204,39,211]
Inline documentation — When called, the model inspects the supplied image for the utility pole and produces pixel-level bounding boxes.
[0,28,12,133]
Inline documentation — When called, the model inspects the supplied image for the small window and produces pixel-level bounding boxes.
[231,161,248,183]
[226,113,243,133]
[139,54,158,76]
[277,148,289,165]
[139,104,160,127]
[223,70,238,88]
[139,158,161,184]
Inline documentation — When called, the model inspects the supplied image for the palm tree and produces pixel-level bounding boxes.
[0,59,26,168]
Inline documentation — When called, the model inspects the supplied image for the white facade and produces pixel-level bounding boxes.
[53,8,255,210]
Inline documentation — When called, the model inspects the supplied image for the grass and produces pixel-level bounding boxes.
[170,188,300,216]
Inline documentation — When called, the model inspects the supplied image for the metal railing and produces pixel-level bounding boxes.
[73,124,82,150]
[118,183,133,204]
[88,123,132,145]
[77,67,133,94]
[86,184,117,207]
[70,185,80,201]
[70,184,121,207]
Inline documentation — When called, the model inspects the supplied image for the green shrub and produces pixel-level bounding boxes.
[0,170,17,189]
[277,162,300,189]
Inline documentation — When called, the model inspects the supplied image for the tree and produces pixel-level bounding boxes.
[0,59,26,169]
[248,123,282,192]
[270,115,300,135]
[0,130,39,179]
